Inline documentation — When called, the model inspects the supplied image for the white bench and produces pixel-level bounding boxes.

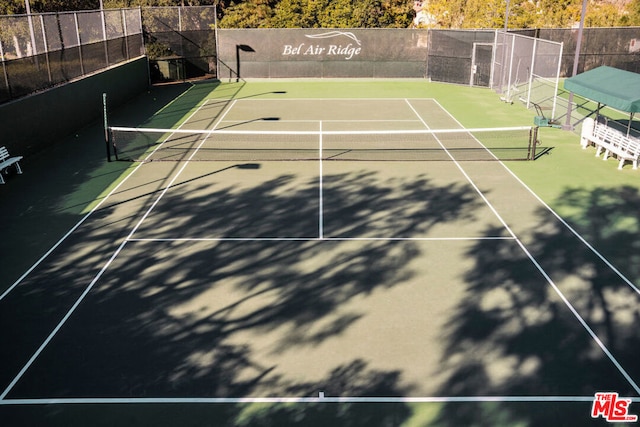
[0,146,23,184]
[581,118,640,170]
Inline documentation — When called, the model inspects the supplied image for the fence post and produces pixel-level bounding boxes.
[528,126,539,160]
[101,8,109,66]
[138,7,143,57]
[74,12,85,74]
[506,34,515,102]
[564,0,588,130]
[0,37,10,99]
[526,37,537,108]
[40,14,52,83]
[552,41,563,120]
[214,3,220,80]
[25,0,38,57]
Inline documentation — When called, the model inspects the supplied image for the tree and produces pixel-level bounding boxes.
[218,0,276,28]
[222,0,412,29]
[508,0,540,29]
[271,0,315,27]
[2,0,637,29]
[318,0,359,27]
[0,0,24,15]
[629,0,640,25]
[421,0,465,28]
[461,0,505,28]
[353,0,414,28]
[585,2,624,27]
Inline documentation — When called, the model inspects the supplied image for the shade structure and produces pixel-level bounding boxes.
[564,66,640,113]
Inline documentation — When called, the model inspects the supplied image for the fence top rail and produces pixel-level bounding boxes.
[496,29,564,47]
[0,7,141,19]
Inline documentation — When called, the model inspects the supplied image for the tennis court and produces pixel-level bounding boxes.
[1,81,639,426]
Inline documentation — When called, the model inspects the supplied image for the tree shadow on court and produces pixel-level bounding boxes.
[4,163,491,425]
[0,81,209,292]
[0,83,224,397]
[431,185,640,426]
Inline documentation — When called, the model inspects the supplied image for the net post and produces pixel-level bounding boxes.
[528,126,539,160]
[103,92,111,162]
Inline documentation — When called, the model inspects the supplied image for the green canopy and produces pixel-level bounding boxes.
[564,66,640,113]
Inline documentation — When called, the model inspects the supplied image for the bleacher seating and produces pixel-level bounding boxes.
[580,118,640,170]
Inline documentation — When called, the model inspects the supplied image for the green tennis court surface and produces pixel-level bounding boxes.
[1,81,639,426]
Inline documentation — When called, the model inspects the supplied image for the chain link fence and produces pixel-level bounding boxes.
[0,8,143,104]
[2,3,638,113]
[513,27,640,75]
[492,31,563,119]
[142,6,217,83]
[426,30,496,85]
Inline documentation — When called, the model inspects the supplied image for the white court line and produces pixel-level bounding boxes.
[232,97,439,101]
[319,121,324,239]
[126,236,516,243]
[0,239,128,402]
[5,96,638,402]
[462,102,640,297]
[1,395,637,405]
[404,100,523,258]
[218,119,422,123]
[418,98,640,395]
[433,97,639,296]
[0,97,235,401]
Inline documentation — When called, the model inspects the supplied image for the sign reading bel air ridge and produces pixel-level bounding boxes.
[217,28,429,78]
[282,31,362,60]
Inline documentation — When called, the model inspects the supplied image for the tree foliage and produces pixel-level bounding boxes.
[629,0,640,25]
[461,0,505,29]
[0,0,638,29]
[218,0,412,28]
[421,0,639,29]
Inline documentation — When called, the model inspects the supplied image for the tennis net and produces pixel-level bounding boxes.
[107,126,541,162]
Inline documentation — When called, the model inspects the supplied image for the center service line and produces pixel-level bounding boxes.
[319,120,324,240]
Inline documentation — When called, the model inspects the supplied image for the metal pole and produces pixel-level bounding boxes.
[236,44,240,82]
[25,1,38,56]
[138,6,143,57]
[75,12,85,74]
[40,14,52,83]
[103,93,111,162]
[214,3,220,80]
[122,9,130,59]
[551,41,563,120]
[503,0,510,33]
[526,37,537,108]
[0,37,10,99]
[499,0,511,95]
[564,0,588,130]
[506,35,515,102]
[100,0,109,65]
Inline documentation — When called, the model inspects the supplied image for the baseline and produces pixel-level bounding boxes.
[126,236,515,242]
[2,395,634,405]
